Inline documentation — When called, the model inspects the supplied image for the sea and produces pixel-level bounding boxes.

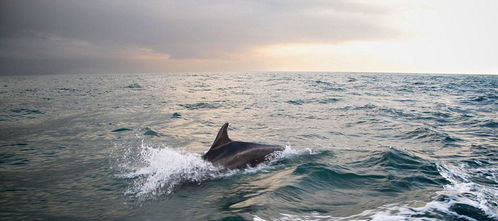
[0,72,496,221]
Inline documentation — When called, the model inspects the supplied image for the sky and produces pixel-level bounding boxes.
[1,0,497,75]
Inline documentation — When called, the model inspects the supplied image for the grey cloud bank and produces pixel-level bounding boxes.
[0,0,397,75]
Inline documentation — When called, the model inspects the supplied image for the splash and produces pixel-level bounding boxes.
[267,145,315,162]
[117,141,222,199]
[117,141,313,200]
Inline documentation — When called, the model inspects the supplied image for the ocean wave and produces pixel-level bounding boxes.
[261,160,497,221]
[286,98,341,106]
[142,127,164,136]
[398,127,462,145]
[462,94,498,105]
[292,163,386,190]
[179,102,221,110]
[312,80,346,91]
[354,148,436,172]
[8,108,43,114]
[339,103,470,126]
[480,120,498,128]
[256,148,449,219]
[124,83,143,89]
[287,99,306,105]
[0,108,44,121]
[367,162,498,221]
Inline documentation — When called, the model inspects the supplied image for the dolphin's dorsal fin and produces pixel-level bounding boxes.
[210,123,232,150]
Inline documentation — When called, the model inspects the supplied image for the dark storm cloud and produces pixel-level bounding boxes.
[0,0,398,74]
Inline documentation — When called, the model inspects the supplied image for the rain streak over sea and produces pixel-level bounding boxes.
[0,72,497,220]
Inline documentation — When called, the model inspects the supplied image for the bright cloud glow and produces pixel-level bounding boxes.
[0,0,497,74]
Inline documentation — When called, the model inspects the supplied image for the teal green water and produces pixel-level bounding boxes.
[0,73,497,220]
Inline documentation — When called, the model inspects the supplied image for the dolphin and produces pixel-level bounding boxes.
[202,123,284,169]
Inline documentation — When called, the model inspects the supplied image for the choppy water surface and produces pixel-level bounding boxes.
[0,72,496,220]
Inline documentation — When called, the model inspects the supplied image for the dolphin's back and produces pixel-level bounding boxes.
[204,141,283,169]
[202,123,284,169]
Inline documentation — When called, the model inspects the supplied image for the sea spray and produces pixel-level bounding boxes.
[117,140,225,199]
[117,141,314,200]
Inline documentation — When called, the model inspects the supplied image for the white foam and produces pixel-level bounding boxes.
[263,145,313,161]
[117,142,313,199]
[118,141,225,198]
[432,162,498,219]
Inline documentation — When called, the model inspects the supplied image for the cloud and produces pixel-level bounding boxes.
[0,0,398,74]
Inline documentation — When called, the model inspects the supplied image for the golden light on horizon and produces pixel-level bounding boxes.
[245,0,498,74]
